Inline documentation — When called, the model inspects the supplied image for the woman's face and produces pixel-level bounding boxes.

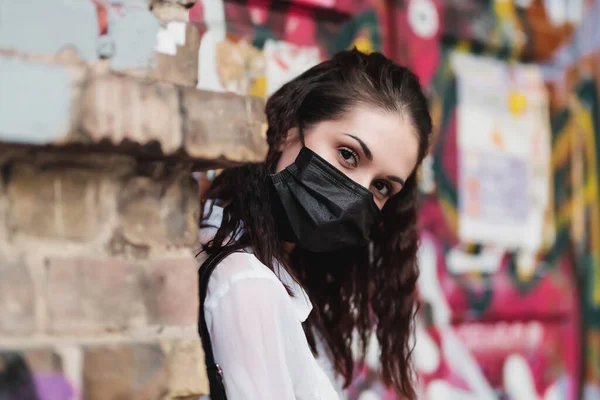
[276,105,420,209]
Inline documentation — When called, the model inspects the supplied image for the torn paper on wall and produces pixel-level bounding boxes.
[451,52,552,252]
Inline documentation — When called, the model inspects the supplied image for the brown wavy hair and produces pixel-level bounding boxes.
[201,48,431,398]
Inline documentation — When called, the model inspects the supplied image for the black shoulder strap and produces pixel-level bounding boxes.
[198,247,240,400]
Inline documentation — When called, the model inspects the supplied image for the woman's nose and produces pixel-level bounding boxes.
[352,174,372,192]
[343,170,372,193]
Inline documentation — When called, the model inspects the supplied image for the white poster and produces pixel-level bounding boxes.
[451,52,552,252]
[195,0,321,99]
[263,39,321,97]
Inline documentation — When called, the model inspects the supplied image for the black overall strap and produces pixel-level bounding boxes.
[198,248,240,400]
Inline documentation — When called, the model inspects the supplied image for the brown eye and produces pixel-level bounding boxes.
[373,180,391,197]
[338,148,358,168]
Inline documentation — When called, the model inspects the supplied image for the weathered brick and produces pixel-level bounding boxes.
[117,171,199,248]
[6,164,108,241]
[0,55,268,166]
[79,74,182,154]
[21,348,64,373]
[99,3,199,86]
[182,89,268,163]
[44,257,198,333]
[83,343,169,400]
[144,258,199,326]
[45,257,145,333]
[0,259,35,335]
[162,339,209,398]
[152,22,201,86]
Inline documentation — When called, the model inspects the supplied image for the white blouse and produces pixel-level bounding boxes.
[198,203,343,400]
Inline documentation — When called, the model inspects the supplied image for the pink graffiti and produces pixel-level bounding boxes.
[33,375,76,400]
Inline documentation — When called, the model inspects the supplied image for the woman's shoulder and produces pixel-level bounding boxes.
[199,250,286,310]
[202,250,279,283]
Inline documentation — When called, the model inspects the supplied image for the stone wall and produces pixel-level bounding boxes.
[0,1,267,399]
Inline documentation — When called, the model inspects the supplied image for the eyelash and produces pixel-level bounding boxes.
[373,180,392,197]
[337,147,392,197]
[338,147,359,168]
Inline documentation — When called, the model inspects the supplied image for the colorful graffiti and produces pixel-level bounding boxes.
[188,0,600,398]
[539,3,600,398]
[0,350,76,400]
[411,0,599,397]
[190,0,388,96]
[189,0,594,97]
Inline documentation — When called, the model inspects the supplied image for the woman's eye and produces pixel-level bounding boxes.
[373,180,391,197]
[338,148,358,168]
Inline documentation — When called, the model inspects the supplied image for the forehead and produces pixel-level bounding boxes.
[319,106,420,178]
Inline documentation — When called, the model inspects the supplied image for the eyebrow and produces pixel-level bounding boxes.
[388,175,405,186]
[343,133,406,187]
[344,134,372,160]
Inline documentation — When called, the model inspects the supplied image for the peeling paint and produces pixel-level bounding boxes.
[109,5,161,70]
[155,22,187,56]
[33,374,76,400]
[0,56,72,145]
[0,0,98,60]
[196,0,227,92]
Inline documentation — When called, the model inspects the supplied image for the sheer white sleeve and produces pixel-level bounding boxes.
[205,277,339,399]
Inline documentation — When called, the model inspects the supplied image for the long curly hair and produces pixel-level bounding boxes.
[201,49,431,398]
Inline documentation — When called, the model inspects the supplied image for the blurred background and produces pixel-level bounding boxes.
[0,0,599,399]
[192,0,599,399]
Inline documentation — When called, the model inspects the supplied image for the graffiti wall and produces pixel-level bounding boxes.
[188,0,600,398]
[0,350,78,400]
[411,1,599,398]
[412,50,580,400]
[190,0,389,96]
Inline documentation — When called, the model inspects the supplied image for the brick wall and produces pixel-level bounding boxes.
[0,1,267,399]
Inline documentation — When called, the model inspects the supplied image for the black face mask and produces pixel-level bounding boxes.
[270,146,382,253]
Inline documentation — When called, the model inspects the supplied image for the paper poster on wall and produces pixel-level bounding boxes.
[451,53,552,252]
[263,39,321,97]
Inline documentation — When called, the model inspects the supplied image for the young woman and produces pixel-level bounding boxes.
[198,49,432,399]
